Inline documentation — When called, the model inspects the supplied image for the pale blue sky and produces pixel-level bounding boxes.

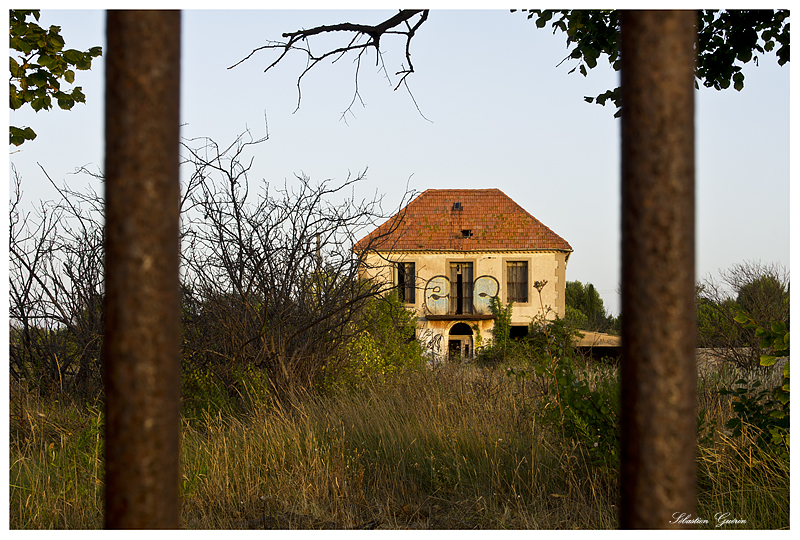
[8,9,792,315]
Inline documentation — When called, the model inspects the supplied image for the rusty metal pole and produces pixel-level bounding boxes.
[619,11,697,529]
[104,10,182,529]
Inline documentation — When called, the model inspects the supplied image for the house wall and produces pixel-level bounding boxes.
[360,249,569,360]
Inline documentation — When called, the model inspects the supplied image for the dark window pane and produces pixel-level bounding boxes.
[507,261,528,303]
[398,262,415,304]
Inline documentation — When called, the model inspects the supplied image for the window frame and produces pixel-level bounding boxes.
[397,261,416,305]
[449,261,474,315]
[506,260,529,304]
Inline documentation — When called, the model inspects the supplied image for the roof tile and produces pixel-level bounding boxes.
[354,188,572,252]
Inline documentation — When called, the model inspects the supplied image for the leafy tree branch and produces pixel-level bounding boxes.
[9,10,102,146]
[515,9,790,116]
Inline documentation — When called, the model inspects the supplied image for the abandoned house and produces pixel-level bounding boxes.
[354,188,573,361]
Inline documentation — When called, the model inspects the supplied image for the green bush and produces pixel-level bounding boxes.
[476,297,513,365]
[181,362,273,421]
[335,295,424,390]
[506,282,619,472]
[719,308,790,460]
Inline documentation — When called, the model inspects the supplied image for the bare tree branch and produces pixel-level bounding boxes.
[178,131,417,394]
[229,10,430,116]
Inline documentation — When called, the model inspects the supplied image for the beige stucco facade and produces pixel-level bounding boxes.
[353,188,572,362]
[361,248,569,361]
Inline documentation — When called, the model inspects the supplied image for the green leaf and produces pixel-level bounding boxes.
[733,311,750,324]
[9,57,21,78]
[9,90,23,110]
[36,52,54,70]
[760,355,776,367]
[62,49,83,65]
[71,87,86,103]
[9,125,37,146]
[26,70,48,87]
[736,49,752,63]
[48,31,65,52]
[64,69,75,84]
[733,71,745,91]
[30,96,46,111]
[57,96,75,110]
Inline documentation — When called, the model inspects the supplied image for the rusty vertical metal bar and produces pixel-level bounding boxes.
[104,10,181,529]
[619,11,697,529]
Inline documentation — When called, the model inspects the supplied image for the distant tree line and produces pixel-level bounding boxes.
[696,260,789,370]
[564,280,620,335]
[562,262,789,371]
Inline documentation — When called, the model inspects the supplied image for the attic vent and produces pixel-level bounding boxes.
[461,229,473,238]
[453,202,462,210]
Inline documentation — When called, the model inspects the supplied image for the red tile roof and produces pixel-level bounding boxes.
[354,188,572,252]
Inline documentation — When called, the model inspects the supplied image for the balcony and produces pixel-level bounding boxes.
[423,274,499,320]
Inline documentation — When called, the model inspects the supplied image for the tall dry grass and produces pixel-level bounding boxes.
[179,365,617,529]
[694,361,790,529]
[9,382,104,529]
[9,358,789,529]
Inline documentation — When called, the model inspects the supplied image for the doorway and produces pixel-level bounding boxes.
[448,322,473,360]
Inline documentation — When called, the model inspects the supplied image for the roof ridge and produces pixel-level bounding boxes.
[353,188,572,252]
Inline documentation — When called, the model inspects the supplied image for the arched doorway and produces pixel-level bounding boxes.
[447,322,473,360]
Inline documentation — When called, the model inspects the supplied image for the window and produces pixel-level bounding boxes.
[449,262,474,314]
[397,262,415,304]
[507,261,528,303]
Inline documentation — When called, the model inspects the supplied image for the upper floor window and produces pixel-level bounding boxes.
[450,262,474,315]
[507,261,528,303]
[397,262,415,304]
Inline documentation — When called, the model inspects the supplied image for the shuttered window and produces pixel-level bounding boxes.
[507,261,528,303]
[449,262,473,314]
[398,262,415,304]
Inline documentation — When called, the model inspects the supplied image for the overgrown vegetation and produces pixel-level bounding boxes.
[9,132,416,405]
[11,346,789,529]
[696,260,789,371]
[9,139,789,528]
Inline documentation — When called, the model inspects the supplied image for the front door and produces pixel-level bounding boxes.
[448,339,462,360]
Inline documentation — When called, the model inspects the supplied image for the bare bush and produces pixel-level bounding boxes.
[10,131,412,401]
[178,133,412,396]
[9,166,105,398]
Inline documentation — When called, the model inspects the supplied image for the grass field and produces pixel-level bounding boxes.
[9,359,789,529]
